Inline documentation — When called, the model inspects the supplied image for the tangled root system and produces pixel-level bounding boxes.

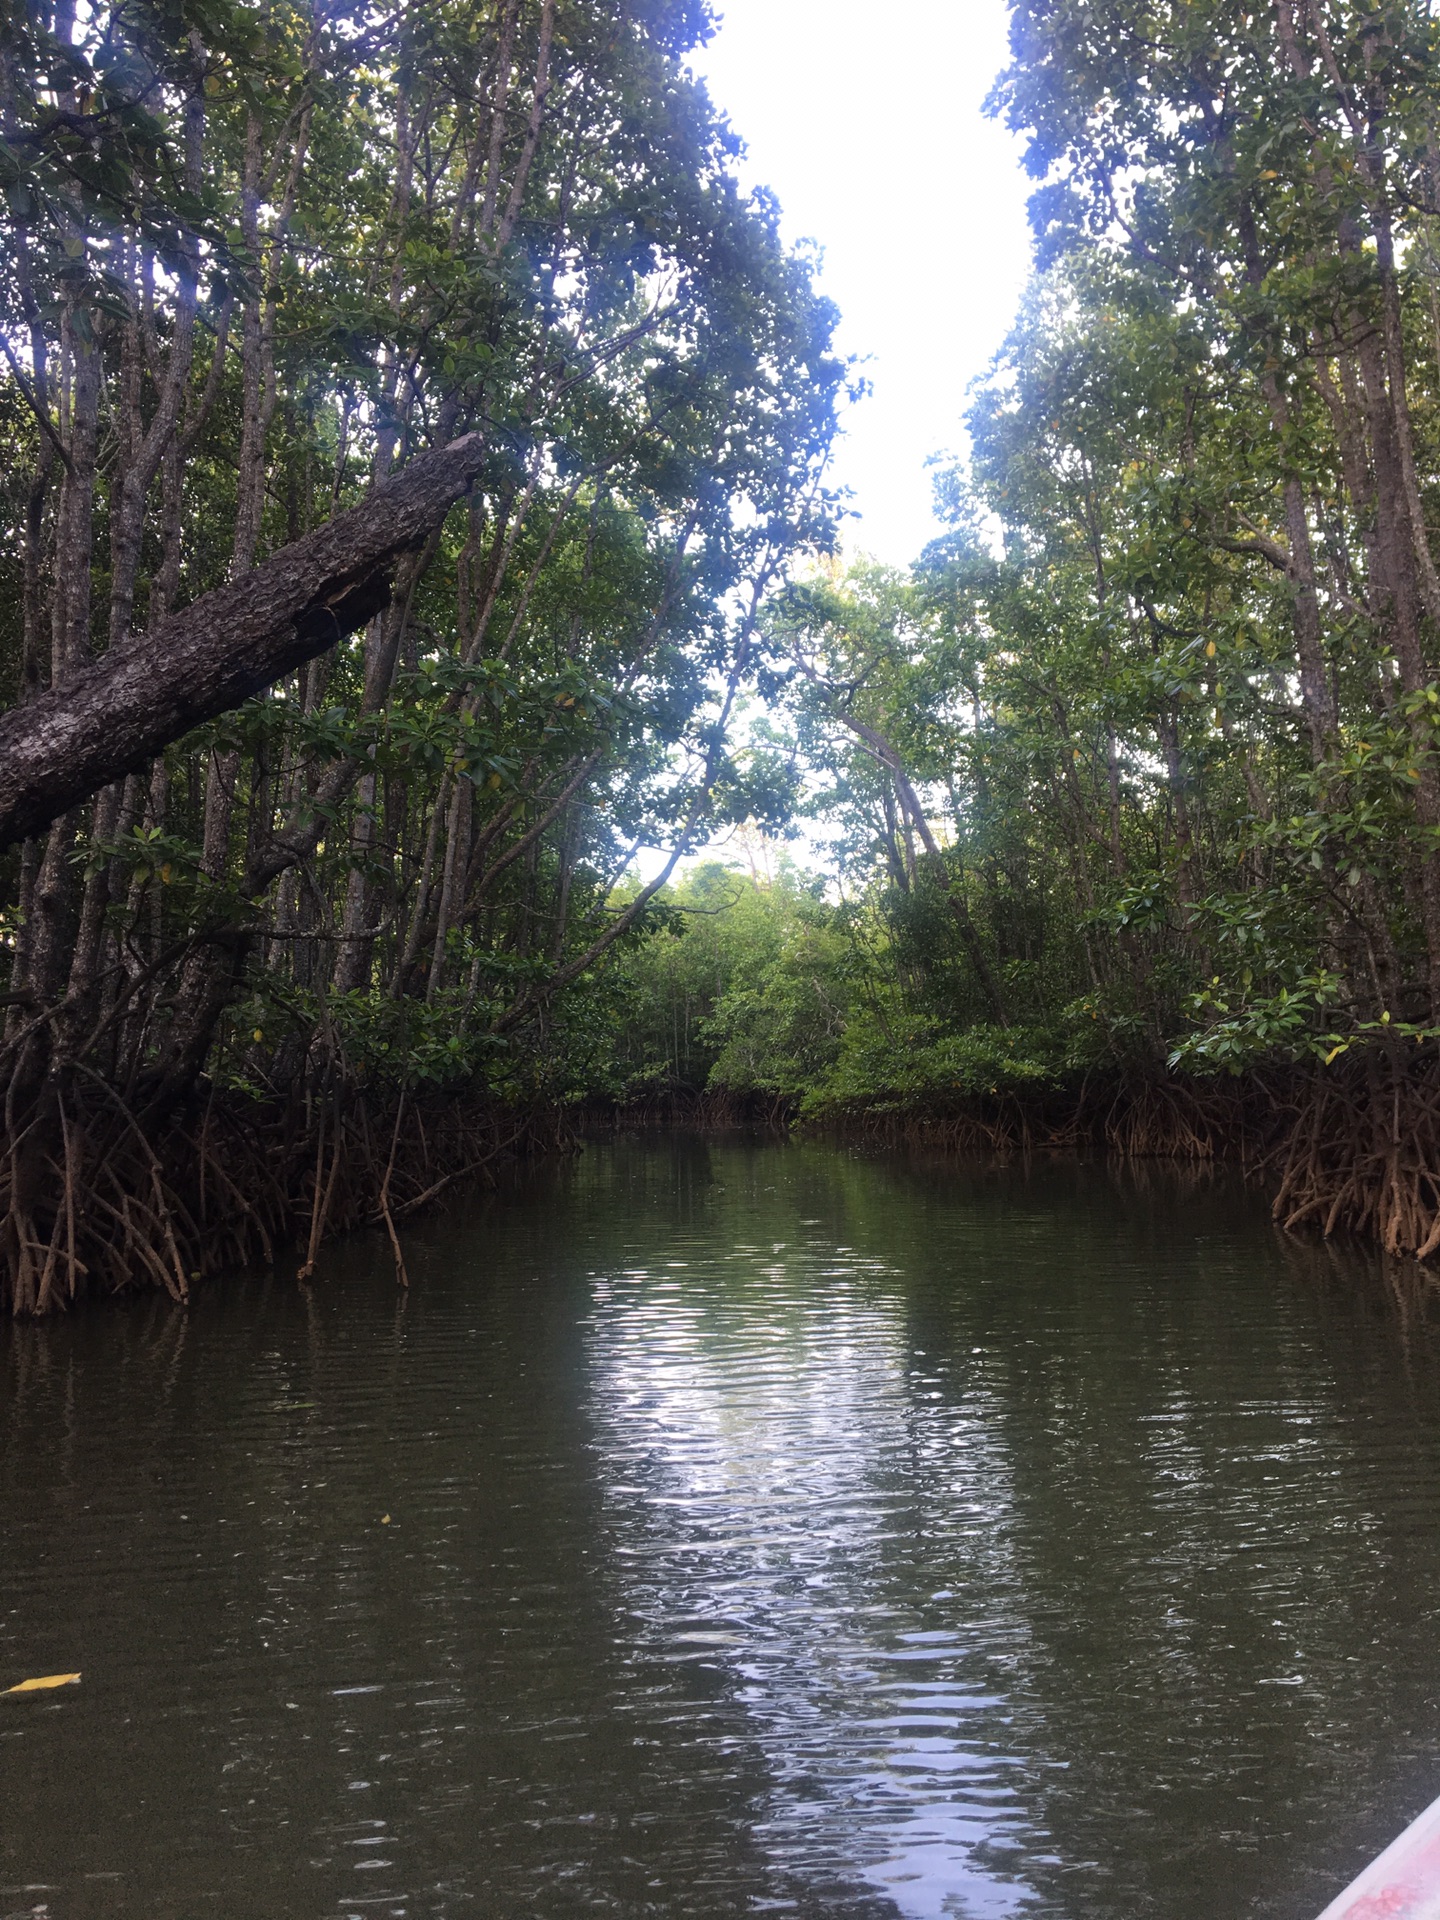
[13,1052,1440,1317]
[2,1076,568,1316]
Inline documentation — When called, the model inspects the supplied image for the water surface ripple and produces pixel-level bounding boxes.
[4,1140,1440,1918]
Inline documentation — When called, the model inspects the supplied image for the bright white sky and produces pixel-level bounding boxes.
[689,0,1035,567]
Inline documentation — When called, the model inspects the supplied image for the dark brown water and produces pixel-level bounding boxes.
[4,1139,1440,1920]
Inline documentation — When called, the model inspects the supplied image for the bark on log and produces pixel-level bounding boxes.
[0,433,487,850]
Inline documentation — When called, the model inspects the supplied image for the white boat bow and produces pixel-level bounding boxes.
[1318,1790,1440,1920]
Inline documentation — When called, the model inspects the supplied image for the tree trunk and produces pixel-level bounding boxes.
[0,433,487,849]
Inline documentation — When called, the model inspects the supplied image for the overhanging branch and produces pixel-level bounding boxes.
[0,432,487,849]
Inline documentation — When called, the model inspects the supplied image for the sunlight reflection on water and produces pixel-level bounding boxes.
[586,1247,1047,1915]
[5,1142,1440,1919]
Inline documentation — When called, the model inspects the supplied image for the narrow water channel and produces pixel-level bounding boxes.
[4,1139,1440,1919]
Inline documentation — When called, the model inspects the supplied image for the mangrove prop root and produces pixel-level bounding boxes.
[1268,1053,1440,1260]
[593,1058,1440,1271]
[2,1078,566,1316]
[12,1056,1440,1315]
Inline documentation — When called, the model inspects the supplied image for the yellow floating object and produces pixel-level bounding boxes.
[4,1673,80,1695]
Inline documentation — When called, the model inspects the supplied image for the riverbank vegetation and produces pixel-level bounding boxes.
[7,0,1440,1310]
[605,0,1440,1260]
[0,0,843,1311]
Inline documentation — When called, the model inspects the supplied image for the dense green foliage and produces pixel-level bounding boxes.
[608,0,1440,1128]
[0,2,844,1064]
[10,0,1440,1302]
[0,0,845,1307]
[606,861,849,1106]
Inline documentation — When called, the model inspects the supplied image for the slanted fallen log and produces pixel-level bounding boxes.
[0,432,487,849]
